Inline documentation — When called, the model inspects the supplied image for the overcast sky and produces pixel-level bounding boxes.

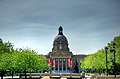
[0,0,120,55]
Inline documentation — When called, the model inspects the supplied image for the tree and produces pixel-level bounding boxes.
[0,38,49,78]
[113,35,120,64]
[14,49,49,71]
[0,38,13,54]
[0,38,14,79]
[80,35,120,74]
[0,48,49,78]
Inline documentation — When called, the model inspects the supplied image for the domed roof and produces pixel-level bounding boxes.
[52,26,70,52]
[53,26,68,44]
[54,35,68,43]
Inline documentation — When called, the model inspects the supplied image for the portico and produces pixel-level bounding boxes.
[48,51,73,72]
[54,58,68,71]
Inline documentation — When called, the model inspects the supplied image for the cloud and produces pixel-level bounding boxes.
[0,0,120,54]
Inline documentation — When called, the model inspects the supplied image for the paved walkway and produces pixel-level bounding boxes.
[0,76,19,79]
[1,75,120,79]
[0,75,91,79]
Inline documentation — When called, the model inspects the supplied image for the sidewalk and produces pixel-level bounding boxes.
[83,75,92,79]
[84,74,120,79]
[0,76,19,79]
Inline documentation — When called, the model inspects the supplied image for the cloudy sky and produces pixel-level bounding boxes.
[0,0,120,55]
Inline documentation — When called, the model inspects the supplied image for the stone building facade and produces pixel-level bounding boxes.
[47,26,86,72]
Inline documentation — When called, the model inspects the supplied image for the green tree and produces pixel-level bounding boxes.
[0,38,14,79]
[80,54,95,69]
[80,35,120,74]
[0,38,13,54]
[14,49,49,71]
[113,35,120,64]
[0,38,49,78]
[0,48,49,78]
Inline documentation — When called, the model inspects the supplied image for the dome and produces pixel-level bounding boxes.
[54,34,68,44]
[52,26,69,52]
[53,26,68,44]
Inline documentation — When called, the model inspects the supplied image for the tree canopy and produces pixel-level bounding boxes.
[0,38,49,72]
[80,35,120,70]
[0,38,13,54]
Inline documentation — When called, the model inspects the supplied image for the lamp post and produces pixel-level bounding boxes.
[105,47,108,76]
[110,42,116,78]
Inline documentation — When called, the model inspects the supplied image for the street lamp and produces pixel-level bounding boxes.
[105,47,108,76]
[110,42,116,78]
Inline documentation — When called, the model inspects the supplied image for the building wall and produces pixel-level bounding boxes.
[46,54,87,71]
[73,55,87,70]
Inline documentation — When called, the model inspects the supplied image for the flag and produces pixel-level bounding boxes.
[48,58,50,65]
[70,60,72,67]
[52,59,55,67]
[68,58,70,67]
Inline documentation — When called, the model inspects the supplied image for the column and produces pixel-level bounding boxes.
[62,58,63,71]
[66,58,67,71]
[58,58,59,71]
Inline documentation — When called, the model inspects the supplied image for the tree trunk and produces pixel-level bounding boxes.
[99,69,102,75]
[25,69,27,79]
[12,71,13,79]
[30,70,31,79]
[19,70,22,79]
[1,71,4,79]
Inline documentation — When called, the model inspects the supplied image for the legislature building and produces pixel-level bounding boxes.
[47,26,86,73]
